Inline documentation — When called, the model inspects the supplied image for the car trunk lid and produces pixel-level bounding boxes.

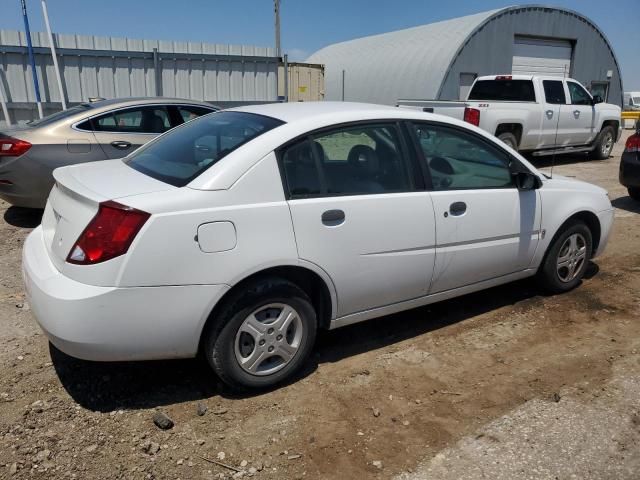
[43,159,174,278]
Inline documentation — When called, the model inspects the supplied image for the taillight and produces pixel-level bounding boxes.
[67,200,150,265]
[464,107,480,126]
[0,137,32,157]
[625,134,640,153]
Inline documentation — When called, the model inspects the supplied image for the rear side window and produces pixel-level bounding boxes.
[281,124,413,198]
[125,111,283,187]
[177,105,215,123]
[468,80,536,102]
[567,82,592,105]
[543,80,566,104]
[94,106,171,133]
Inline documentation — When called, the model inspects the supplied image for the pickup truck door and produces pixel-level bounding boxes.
[563,81,596,145]
[541,79,569,147]
[410,122,540,293]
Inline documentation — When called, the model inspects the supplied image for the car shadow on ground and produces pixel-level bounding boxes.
[3,206,43,228]
[611,196,640,214]
[51,264,599,411]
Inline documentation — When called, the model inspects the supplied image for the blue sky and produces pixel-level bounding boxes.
[1,0,639,89]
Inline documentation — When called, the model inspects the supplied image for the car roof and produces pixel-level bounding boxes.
[229,101,400,123]
[86,97,218,112]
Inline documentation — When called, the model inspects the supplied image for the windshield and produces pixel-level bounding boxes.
[124,111,284,187]
[27,104,93,127]
[468,80,536,102]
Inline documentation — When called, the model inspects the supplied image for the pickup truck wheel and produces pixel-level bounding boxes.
[628,187,640,201]
[591,126,615,160]
[497,132,518,150]
[537,220,592,294]
[203,277,317,391]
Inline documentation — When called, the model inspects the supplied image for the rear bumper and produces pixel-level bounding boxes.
[22,226,229,361]
[0,154,53,208]
[619,151,640,188]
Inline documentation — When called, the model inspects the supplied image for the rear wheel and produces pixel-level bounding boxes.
[628,187,640,201]
[591,126,615,160]
[537,220,592,293]
[202,278,317,391]
[497,132,518,151]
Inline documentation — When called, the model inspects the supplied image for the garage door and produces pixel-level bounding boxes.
[512,36,572,78]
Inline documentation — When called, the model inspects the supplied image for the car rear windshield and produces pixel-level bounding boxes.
[27,104,93,127]
[468,80,536,102]
[124,111,284,187]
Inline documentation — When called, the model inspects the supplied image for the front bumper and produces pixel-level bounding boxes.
[619,151,640,188]
[594,208,615,259]
[22,226,229,361]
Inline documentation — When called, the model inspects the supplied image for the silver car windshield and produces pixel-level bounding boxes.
[124,111,284,187]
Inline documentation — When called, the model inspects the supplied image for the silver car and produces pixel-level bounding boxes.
[0,97,217,208]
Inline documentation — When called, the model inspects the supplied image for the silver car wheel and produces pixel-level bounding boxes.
[556,233,587,283]
[601,132,613,157]
[234,303,303,376]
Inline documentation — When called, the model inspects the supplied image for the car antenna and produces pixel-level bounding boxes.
[549,105,562,179]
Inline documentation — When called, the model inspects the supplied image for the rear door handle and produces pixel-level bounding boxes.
[321,209,345,226]
[448,201,467,217]
[546,109,554,119]
[111,140,132,150]
[573,110,581,118]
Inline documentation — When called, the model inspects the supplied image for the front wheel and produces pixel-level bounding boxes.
[202,278,317,391]
[591,126,615,160]
[537,221,592,293]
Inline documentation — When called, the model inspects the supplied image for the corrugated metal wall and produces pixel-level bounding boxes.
[0,29,279,125]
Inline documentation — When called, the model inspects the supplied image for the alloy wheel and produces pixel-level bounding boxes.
[556,233,587,283]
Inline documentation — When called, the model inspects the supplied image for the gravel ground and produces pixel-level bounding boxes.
[0,130,639,480]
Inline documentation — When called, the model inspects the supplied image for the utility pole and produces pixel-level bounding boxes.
[274,0,281,58]
[20,0,43,119]
[41,0,66,110]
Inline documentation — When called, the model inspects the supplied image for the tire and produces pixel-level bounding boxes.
[537,220,593,294]
[497,132,518,151]
[202,277,317,391]
[591,126,615,160]
[628,187,640,201]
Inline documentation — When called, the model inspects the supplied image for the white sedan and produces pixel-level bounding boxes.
[22,102,614,390]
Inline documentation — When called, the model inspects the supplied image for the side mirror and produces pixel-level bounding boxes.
[592,95,604,105]
[514,171,541,191]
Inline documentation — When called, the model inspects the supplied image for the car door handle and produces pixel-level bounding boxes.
[110,140,131,149]
[321,209,345,226]
[448,201,467,217]
[546,110,554,119]
[573,110,581,118]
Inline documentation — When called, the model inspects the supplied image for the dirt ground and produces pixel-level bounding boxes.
[1,131,639,480]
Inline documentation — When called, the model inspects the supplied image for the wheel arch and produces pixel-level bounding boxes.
[199,264,336,351]
[495,123,523,147]
[545,210,602,261]
[601,120,620,141]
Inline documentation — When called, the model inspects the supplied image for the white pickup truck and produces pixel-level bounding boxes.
[398,75,622,159]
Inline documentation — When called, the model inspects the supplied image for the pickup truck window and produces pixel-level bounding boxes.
[567,82,592,106]
[468,80,535,102]
[412,123,513,191]
[543,80,566,104]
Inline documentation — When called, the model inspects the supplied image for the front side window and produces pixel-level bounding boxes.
[543,80,566,104]
[412,123,513,190]
[281,124,412,198]
[125,111,283,187]
[567,82,592,106]
[91,106,171,133]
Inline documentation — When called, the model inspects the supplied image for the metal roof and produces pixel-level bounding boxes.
[306,9,500,105]
[306,5,622,106]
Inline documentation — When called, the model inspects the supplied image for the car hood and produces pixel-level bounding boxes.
[542,174,607,195]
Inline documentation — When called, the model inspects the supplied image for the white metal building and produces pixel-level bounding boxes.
[307,5,623,107]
